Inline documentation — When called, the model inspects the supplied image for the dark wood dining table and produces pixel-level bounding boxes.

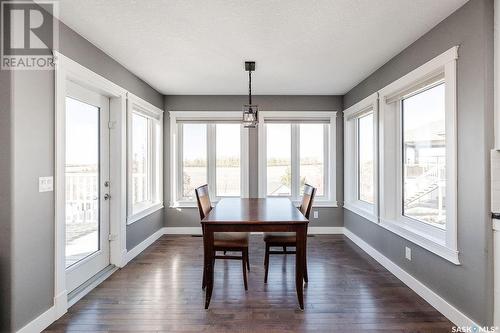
[201,197,309,309]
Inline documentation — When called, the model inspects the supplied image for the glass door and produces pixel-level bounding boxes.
[65,81,110,293]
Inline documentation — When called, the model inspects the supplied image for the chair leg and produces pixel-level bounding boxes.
[245,249,250,271]
[202,257,206,290]
[303,254,308,283]
[283,246,286,252]
[264,243,270,283]
[242,248,248,291]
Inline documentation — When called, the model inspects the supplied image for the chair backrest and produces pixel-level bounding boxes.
[299,184,316,219]
[195,184,212,220]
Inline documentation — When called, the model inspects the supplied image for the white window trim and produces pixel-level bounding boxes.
[126,93,164,224]
[169,111,250,208]
[257,111,338,207]
[378,46,459,264]
[54,51,129,317]
[343,92,379,223]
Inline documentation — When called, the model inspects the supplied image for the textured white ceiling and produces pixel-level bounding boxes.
[58,0,467,95]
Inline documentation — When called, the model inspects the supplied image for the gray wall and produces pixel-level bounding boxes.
[0,8,12,327]
[343,0,494,325]
[163,95,344,228]
[7,11,164,332]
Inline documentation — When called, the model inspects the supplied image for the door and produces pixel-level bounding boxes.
[65,81,111,293]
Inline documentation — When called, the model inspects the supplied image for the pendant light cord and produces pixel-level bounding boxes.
[248,70,252,105]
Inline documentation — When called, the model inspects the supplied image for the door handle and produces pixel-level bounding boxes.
[104,193,111,200]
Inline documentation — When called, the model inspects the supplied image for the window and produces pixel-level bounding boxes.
[300,124,325,196]
[358,114,374,204]
[266,124,291,196]
[401,83,446,228]
[170,112,249,206]
[181,123,207,200]
[343,93,378,222]
[127,94,163,223]
[378,46,458,264]
[216,124,241,197]
[258,111,336,206]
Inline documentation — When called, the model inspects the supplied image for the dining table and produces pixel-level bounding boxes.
[201,197,309,309]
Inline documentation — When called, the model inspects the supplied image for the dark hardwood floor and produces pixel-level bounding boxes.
[45,235,453,332]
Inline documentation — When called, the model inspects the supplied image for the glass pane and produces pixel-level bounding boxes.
[216,124,241,196]
[132,113,150,207]
[299,124,324,196]
[267,124,291,196]
[65,97,100,268]
[358,114,374,203]
[402,83,446,228]
[182,123,207,200]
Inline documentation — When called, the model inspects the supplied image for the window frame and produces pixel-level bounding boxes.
[126,93,164,224]
[169,111,250,207]
[257,111,337,207]
[378,46,459,264]
[343,93,379,223]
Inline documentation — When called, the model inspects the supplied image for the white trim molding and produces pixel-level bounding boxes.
[16,306,60,333]
[378,46,459,264]
[344,228,478,329]
[126,92,164,224]
[257,110,337,206]
[125,227,166,263]
[54,52,129,321]
[343,92,379,223]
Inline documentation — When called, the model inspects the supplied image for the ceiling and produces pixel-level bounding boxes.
[58,0,468,95]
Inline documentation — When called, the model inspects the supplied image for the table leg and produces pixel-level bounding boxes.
[203,226,215,309]
[295,225,307,309]
[202,225,206,290]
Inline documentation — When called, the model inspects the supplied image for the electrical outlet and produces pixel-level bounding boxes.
[39,176,53,192]
[405,246,412,261]
[313,211,319,219]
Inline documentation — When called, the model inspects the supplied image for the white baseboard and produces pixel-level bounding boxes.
[125,227,166,263]
[164,226,202,235]
[343,228,478,328]
[53,290,67,319]
[308,226,344,234]
[16,306,57,333]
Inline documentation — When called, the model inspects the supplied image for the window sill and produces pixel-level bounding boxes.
[170,199,339,209]
[344,202,378,223]
[379,218,460,265]
[127,203,164,225]
[170,201,198,209]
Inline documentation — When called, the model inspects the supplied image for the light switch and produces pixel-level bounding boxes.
[313,211,319,219]
[39,176,53,192]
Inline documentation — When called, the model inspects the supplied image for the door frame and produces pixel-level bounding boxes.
[54,52,127,317]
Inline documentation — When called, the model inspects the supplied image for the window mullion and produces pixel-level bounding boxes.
[291,124,300,201]
[177,123,183,202]
[323,123,329,200]
[207,124,217,199]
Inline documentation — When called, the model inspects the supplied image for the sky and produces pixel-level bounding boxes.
[65,97,99,166]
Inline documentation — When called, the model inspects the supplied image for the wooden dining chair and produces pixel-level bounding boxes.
[263,184,316,283]
[195,184,250,291]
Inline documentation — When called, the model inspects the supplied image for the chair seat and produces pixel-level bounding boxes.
[263,232,296,244]
[214,232,249,248]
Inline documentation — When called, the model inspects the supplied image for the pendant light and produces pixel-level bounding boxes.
[242,61,258,128]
